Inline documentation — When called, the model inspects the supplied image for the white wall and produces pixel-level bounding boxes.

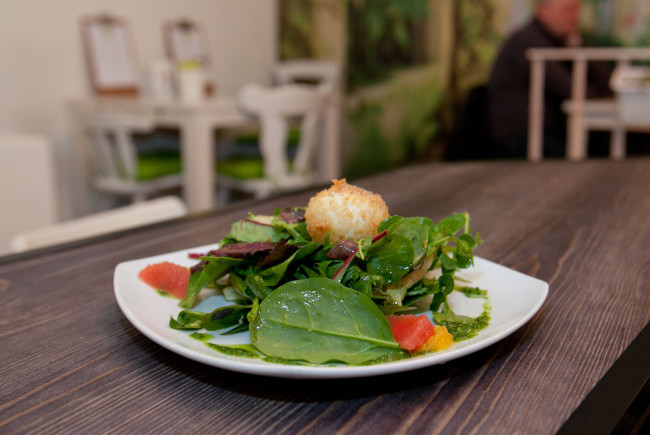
[0,0,277,219]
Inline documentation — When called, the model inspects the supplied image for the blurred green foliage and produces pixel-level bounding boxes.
[347,0,429,91]
[344,103,393,179]
[279,0,314,59]
[344,78,443,179]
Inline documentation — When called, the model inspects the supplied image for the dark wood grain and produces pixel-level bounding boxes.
[1,159,649,434]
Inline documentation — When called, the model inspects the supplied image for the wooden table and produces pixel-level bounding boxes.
[1,160,648,434]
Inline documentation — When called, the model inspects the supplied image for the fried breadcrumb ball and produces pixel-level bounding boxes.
[305,179,390,242]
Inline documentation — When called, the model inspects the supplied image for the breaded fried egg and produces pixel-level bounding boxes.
[305,179,390,242]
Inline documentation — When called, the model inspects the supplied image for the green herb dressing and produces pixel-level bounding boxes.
[262,356,312,366]
[438,303,491,341]
[204,343,310,365]
[456,286,488,298]
[360,351,411,365]
[204,341,404,366]
[189,332,213,342]
[206,343,260,358]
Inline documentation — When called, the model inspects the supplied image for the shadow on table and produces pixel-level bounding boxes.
[122,315,537,403]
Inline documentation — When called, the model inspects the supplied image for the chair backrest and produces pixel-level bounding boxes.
[238,83,328,182]
[83,110,155,182]
[0,132,60,255]
[272,60,342,93]
[10,196,188,252]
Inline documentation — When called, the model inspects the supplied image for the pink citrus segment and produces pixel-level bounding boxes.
[386,314,436,352]
[138,261,190,299]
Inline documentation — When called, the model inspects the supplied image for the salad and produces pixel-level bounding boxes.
[139,179,488,366]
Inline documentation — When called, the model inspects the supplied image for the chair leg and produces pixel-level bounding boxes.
[217,185,231,206]
[610,125,626,160]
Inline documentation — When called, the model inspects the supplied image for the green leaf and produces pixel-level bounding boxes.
[245,274,268,300]
[458,233,476,249]
[180,258,241,308]
[259,242,320,287]
[220,323,250,335]
[229,272,249,297]
[169,310,204,330]
[455,253,472,269]
[387,217,431,266]
[377,215,403,233]
[366,234,414,284]
[440,253,456,272]
[203,305,250,331]
[300,265,321,279]
[436,214,466,235]
[432,310,475,325]
[438,274,455,296]
[271,216,310,242]
[228,218,277,242]
[250,278,404,364]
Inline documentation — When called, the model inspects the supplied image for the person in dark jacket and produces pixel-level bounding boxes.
[486,0,611,158]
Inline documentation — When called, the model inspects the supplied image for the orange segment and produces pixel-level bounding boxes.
[415,325,454,353]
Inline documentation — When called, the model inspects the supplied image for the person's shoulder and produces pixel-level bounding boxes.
[504,18,553,51]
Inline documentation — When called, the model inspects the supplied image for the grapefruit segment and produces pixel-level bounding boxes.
[138,261,190,299]
[386,314,436,352]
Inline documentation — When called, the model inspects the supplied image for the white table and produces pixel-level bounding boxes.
[559,98,650,160]
[70,95,341,213]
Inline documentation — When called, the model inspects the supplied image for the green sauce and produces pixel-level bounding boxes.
[360,351,411,365]
[437,303,491,341]
[189,332,213,342]
[262,356,311,366]
[206,343,260,359]
[456,286,488,298]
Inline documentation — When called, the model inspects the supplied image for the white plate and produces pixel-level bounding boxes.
[114,244,548,379]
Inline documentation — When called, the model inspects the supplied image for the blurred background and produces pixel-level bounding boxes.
[0,0,648,254]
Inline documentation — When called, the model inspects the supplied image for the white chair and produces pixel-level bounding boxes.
[0,132,60,255]
[272,60,342,92]
[271,60,343,182]
[217,83,328,201]
[10,196,188,252]
[82,110,183,203]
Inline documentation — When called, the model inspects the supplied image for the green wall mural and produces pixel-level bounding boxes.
[279,0,650,178]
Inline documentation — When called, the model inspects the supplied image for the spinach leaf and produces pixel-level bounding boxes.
[169,310,204,330]
[387,218,431,266]
[203,305,250,331]
[271,217,310,242]
[245,274,268,299]
[180,258,241,308]
[250,278,405,364]
[228,218,278,242]
[221,323,250,335]
[259,242,320,286]
[366,234,414,285]
[377,215,403,233]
